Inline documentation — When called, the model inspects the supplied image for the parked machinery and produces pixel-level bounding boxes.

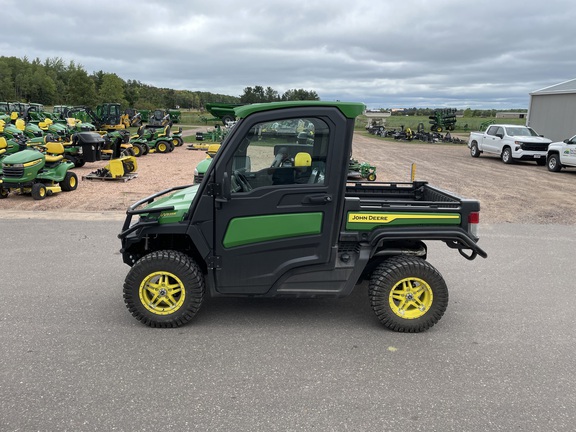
[429,108,457,132]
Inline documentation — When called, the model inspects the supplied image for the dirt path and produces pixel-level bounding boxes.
[1,132,575,224]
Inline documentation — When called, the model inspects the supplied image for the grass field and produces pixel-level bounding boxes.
[353,114,526,133]
[177,110,527,133]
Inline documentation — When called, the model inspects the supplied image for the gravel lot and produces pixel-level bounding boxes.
[1,131,575,225]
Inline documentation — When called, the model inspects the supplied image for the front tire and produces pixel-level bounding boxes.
[547,153,562,172]
[123,250,205,327]
[501,147,514,164]
[60,171,78,191]
[31,183,47,200]
[369,256,448,333]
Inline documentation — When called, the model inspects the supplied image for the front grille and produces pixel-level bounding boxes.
[2,166,24,178]
[521,142,549,151]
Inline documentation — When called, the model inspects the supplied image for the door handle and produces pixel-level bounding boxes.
[304,194,332,204]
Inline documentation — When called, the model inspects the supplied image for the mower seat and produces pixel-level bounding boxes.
[44,142,65,163]
[0,137,7,155]
[15,119,26,131]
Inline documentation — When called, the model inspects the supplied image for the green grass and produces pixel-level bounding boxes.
[354,115,526,133]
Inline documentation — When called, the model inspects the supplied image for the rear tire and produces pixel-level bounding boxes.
[123,250,205,328]
[156,140,170,153]
[470,142,480,158]
[132,143,144,157]
[369,256,448,333]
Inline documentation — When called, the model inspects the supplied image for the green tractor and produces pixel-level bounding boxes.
[0,141,78,200]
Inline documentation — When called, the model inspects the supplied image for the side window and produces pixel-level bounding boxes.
[229,117,329,193]
[486,126,498,136]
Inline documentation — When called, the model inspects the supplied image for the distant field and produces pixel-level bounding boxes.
[354,114,526,133]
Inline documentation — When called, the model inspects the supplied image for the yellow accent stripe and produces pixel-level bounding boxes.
[347,213,459,224]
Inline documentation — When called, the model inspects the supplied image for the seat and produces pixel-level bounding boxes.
[44,142,65,163]
[0,137,7,155]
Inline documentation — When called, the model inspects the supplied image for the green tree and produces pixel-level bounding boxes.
[67,66,97,105]
[97,73,127,106]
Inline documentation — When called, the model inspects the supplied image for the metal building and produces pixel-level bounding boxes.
[527,78,576,142]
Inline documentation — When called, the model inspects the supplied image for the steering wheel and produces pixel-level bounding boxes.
[232,170,252,192]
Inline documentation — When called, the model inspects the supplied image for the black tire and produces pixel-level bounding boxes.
[535,158,546,166]
[221,115,234,125]
[31,183,47,200]
[369,256,448,333]
[173,137,184,147]
[470,142,480,158]
[60,171,78,191]
[132,143,144,157]
[0,187,8,199]
[123,250,205,328]
[142,143,150,155]
[501,147,514,164]
[547,153,562,172]
[75,158,86,168]
[156,140,170,153]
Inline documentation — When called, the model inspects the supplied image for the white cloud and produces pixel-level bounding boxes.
[2,0,576,108]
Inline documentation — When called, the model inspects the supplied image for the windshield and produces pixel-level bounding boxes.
[505,126,539,137]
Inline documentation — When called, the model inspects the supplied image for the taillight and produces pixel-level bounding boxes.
[468,212,479,237]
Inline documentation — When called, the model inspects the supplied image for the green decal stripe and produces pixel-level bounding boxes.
[223,212,323,248]
[346,212,461,230]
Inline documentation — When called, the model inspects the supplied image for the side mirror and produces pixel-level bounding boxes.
[564,139,569,143]
[496,133,504,139]
[216,172,231,203]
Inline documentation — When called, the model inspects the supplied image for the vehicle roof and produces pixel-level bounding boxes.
[234,101,366,120]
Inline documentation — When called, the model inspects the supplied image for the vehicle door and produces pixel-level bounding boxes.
[483,126,503,153]
[210,107,348,295]
[562,135,576,166]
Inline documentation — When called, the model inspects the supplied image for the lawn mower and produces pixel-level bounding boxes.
[0,141,78,200]
[194,143,221,183]
[347,158,377,181]
[130,124,173,154]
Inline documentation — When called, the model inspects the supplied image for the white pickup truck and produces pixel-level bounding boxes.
[546,134,576,172]
[468,124,551,165]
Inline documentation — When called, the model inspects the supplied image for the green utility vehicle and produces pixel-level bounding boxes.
[119,101,487,332]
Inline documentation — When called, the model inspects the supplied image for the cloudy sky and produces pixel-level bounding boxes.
[2,0,576,109]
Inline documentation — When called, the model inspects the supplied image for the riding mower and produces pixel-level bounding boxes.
[0,141,78,200]
[129,124,174,155]
[347,158,377,181]
[194,143,221,183]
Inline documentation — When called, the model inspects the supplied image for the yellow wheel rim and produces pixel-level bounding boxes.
[39,187,46,197]
[389,277,433,319]
[70,176,77,188]
[158,143,166,152]
[139,271,186,315]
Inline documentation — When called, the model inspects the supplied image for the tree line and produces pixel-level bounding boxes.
[0,56,319,111]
